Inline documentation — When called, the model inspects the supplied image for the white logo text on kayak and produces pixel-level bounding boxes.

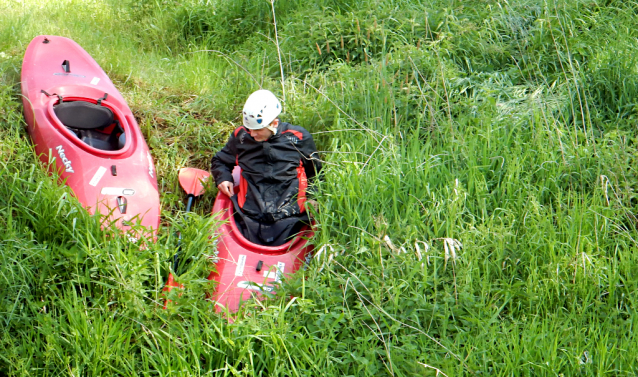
[146,152,154,178]
[55,145,74,173]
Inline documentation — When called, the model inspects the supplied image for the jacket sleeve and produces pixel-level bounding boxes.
[211,131,239,186]
[299,131,322,182]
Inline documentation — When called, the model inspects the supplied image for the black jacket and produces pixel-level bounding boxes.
[211,122,322,223]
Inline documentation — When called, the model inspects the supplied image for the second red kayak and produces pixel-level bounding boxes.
[207,168,314,312]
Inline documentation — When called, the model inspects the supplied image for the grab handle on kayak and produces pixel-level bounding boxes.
[116,196,127,214]
[61,59,70,73]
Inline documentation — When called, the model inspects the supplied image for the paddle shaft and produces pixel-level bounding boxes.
[172,194,195,273]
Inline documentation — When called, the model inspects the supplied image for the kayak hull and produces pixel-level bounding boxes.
[21,35,160,236]
[207,169,314,312]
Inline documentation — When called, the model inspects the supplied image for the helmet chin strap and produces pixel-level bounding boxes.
[265,118,279,134]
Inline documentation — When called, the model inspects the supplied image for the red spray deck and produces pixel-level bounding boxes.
[206,167,314,313]
[21,35,160,236]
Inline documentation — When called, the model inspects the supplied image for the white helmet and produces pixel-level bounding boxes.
[242,89,281,130]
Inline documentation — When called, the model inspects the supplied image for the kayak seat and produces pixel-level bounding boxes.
[54,101,114,130]
[54,101,125,151]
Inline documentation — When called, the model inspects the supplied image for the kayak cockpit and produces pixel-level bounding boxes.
[40,88,132,154]
[53,98,126,151]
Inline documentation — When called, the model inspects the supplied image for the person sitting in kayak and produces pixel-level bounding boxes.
[211,89,322,246]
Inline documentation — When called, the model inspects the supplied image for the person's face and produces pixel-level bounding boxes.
[248,119,278,142]
[248,127,274,142]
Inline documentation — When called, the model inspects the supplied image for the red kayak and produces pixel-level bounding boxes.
[21,35,160,236]
[206,167,314,312]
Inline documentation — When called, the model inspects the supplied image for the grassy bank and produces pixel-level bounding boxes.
[1,0,638,375]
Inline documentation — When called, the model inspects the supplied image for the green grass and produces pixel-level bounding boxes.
[2,0,638,375]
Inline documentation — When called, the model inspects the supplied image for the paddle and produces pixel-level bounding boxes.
[163,167,211,302]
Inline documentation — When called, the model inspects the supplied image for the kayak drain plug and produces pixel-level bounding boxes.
[256,261,263,272]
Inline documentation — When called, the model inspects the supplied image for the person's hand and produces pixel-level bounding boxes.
[306,199,319,215]
[217,181,234,197]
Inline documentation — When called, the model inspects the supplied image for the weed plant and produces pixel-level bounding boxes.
[1,0,638,375]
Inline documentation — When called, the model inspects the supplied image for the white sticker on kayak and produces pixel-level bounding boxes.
[237,281,274,293]
[90,77,100,85]
[89,166,107,186]
[234,254,246,277]
[263,270,277,280]
[100,187,136,196]
[276,262,285,282]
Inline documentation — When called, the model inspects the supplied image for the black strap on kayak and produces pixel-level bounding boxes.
[41,90,63,104]
[107,119,125,149]
[97,93,108,106]
[61,60,70,73]
[113,119,124,134]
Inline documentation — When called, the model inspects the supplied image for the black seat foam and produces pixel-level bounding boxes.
[54,101,114,130]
